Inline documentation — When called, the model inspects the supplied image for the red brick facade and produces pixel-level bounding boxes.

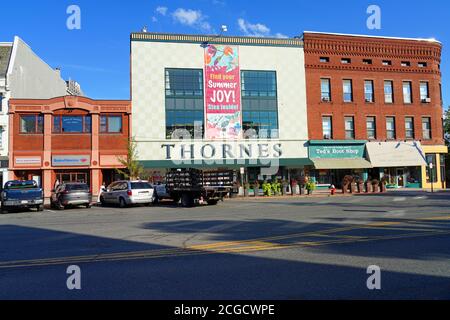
[8,96,131,199]
[303,32,444,145]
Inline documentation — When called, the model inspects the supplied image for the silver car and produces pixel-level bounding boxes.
[100,181,155,208]
[51,183,91,210]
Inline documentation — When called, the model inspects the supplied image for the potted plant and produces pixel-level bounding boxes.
[380,177,387,193]
[244,182,250,197]
[372,179,380,193]
[356,177,364,194]
[290,179,298,196]
[306,181,316,195]
[342,175,353,194]
[281,180,289,196]
[299,176,307,195]
[365,178,372,193]
[262,181,272,196]
[254,181,260,197]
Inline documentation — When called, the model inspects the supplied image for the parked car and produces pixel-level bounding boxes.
[1,180,44,213]
[99,180,155,208]
[51,183,91,210]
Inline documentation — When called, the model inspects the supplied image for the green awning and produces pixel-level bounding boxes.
[140,158,313,169]
[312,158,373,170]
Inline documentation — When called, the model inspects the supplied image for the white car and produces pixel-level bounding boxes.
[100,180,155,208]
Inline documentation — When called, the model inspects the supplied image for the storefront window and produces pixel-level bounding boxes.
[440,154,446,183]
[242,71,278,139]
[165,68,204,139]
[53,115,92,133]
[20,115,43,134]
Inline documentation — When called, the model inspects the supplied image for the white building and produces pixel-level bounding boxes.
[131,32,310,184]
[0,36,73,186]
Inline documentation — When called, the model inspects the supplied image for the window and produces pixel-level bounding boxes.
[320,57,330,63]
[364,80,374,102]
[343,80,353,102]
[345,117,355,139]
[320,79,331,101]
[420,82,430,102]
[366,117,376,139]
[422,117,431,140]
[402,81,413,104]
[100,115,123,133]
[20,115,43,134]
[382,60,392,66]
[0,93,3,112]
[53,115,92,133]
[418,62,427,68]
[242,71,279,139]
[440,154,446,183]
[386,117,396,139]
[401,61,411,67]
[341,58,351,64]
[322,116,332,140]
[165,68,204,139]
[363,59,373,65]
[384,81,394,103]
[405,117,415,139]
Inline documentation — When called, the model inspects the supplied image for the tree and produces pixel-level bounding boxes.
[444,108,450,137]
[115,137,143,180]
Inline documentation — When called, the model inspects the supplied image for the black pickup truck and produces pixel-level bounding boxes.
[160,169,234,207]
[1,180,44,213]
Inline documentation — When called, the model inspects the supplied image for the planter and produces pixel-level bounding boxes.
[244,188,250,197]
[238,187,244,197]
[350,183,357,193]
[372,184,380,193]
[380,183,387,193]
[365,182,372,193]
[357,182,364,193]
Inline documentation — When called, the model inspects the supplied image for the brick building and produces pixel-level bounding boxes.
[303,32,447,189]
[8,96,131,201]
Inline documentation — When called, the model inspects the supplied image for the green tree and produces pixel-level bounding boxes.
[115,137,143,180]
[444,108,450,137]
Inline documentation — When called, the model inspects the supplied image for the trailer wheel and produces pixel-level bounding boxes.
[181,194,194,208]
[207,199,219,206]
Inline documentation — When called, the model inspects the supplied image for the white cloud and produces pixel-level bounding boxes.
[156,6,168,16]
[238,18,288,38]
[152,16,158,23]
[172,8,211,31]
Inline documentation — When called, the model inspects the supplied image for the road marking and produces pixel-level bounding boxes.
[1,215,449,269]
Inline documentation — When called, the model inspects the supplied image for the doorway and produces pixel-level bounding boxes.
[396,169,405,187]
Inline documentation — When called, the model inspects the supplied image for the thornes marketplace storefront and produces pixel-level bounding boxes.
[131,32,311,183]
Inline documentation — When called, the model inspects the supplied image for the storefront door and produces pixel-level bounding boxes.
[397,169,405,187]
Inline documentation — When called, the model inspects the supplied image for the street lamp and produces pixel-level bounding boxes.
[429,162,434,193]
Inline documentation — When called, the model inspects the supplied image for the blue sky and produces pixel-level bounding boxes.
[0,0,448,108]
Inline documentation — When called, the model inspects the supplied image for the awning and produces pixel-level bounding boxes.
[366,141,427,168]
[311,158,373,170]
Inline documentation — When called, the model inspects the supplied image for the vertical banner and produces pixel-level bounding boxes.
[204,45,242,140]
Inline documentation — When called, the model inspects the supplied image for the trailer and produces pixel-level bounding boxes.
[163,169,234,207]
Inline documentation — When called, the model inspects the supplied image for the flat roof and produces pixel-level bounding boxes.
[303,31,441,44]
[131,32,303,48]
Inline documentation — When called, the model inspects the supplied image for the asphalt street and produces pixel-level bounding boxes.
[0,191,449,300]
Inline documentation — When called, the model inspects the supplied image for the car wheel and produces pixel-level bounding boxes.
[153,193,159,205]
[85,203,92,209]
[119,197,127,208]
[37,205,44,212]
[100,196,106,207]
[57,201,65,210]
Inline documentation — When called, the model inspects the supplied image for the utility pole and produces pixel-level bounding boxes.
[429,162,434,193]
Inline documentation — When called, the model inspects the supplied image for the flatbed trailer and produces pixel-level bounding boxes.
[165,169,234,207]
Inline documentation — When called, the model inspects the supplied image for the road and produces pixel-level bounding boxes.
[0,191,449,300]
